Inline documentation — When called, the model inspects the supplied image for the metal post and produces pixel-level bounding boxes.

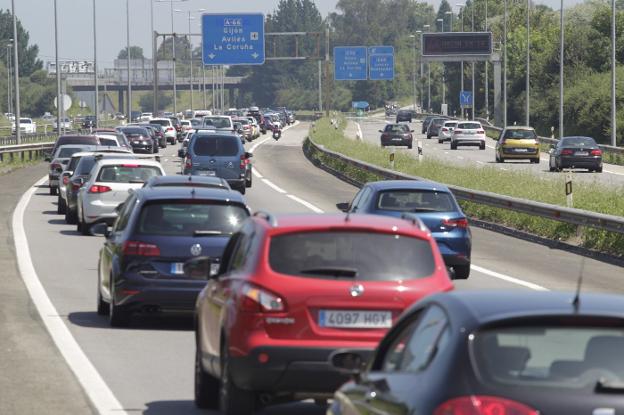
[412,36,416,111]
[318,59,323,112]
[93,0,98,127]
[188,12,194,113]
[428,63,431,112]
[11,0,20,144]
[151,0,157,114]
[126,0,132,121]
[559,0,564,138]
[211,66,215,110]
[7,44,12,117]
[611,0,617,146]
[221,66,225,111]
[171,0,177,115]
[526,0,530,126]
[202,63,207,109]
[471,3,475,120]
[485,0,489,120]
[504,0,508,127]
[459,5,464,118]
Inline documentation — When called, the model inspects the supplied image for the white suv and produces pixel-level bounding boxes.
[12,117,36,134]
[76,158,165,235]
[149,118,177,144]
[438,120,458,143]
[202,115,233,130]
[450,121,486,150]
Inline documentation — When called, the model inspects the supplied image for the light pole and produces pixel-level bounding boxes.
[11,0,20,144]
[92,0,98,127]
[526,0,530,126]
[6,42,12,117]
[126,0,132,121]
[150,0,157,114]
[446,10,453,31]
[409,34,417,111]
[424,24,431,112]
[176,8,205,114]
[559,0,564,138]
[54,0,61,134]
[611,0,617,146]
[485,0,489,120]
[471,0,475,120]
[456,3,465,118]
[437,18,446,107]
[504,0,508,127]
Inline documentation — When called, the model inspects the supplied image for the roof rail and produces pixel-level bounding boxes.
[400,213,429,232]
[253,210,278,227]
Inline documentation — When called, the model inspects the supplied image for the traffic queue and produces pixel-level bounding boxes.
[44,108,624,415]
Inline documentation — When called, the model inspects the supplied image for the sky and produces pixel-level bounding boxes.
[3,0,581,69]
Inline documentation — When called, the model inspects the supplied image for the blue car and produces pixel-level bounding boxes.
[342,180,471,279]
[93,186,250,326]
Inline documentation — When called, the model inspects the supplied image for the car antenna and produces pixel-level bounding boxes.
[572,257,586,311]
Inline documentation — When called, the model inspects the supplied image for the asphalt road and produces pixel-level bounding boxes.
[16,122,624,414]
[353,114,624,188]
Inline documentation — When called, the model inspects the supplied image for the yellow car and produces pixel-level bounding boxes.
[495,126,540,163]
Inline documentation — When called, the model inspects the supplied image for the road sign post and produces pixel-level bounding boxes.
[368,46,394,81]
[202,14,265,65]
[334,46,367,81]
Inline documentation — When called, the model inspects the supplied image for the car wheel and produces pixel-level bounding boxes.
[450,141,457,150]
[65,208,77,224]
[407,142,413,149]
[80,219,91,236]
[109,280,130,327]
[220,343,255,415]
[49,186,57,196]
[454,264,470,279]
[438,139,443,144]
[57,195,66,214]
[596,166,603,173]
[530,157,540,164]
[479,142,486,150]
[97,274,110,316]
[427,135,431,139]
[245,172,252,188]
[195,345,220,409]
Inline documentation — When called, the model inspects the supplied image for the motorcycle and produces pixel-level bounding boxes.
[272,123,282,140]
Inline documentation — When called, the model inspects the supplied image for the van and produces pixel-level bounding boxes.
[182,130,252,194]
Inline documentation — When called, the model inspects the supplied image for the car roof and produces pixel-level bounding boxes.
[366,180,451,193]
[150,118,171,122]
[562,136,595,140]
[136,186,246,204]
[253,213,433,239]
[427,291,624,326]
[94,158,162,167]
[504,125,534,130]
[144,175,229,188]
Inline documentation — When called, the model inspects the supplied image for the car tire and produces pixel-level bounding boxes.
[427,135,431,139]
[454,264,470,279]
[450,141,457,150]
[407,143,413,149]
[479,142,486,150]
[97,277,110,316]
[49,186,57,196]
[109,281,130,327]
[237,185,246,195]
[80,220,91,236]
[220,343,255,415]
[245,172,252,188]
[65,208,77,224]
[530,158,540,164]
[195,345,220,409]
[438,139,443,144]
[57,195,66,214]
[549,158,555,172]
[596,166,603,173]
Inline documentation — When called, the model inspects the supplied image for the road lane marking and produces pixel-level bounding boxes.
[287,194,325,213]
[262,178,287,194]
[249,137,271,153]
[471,265,549,291]
[13,176,128,415]
[457,156,464,160]
[476,161,484,165]
[252,167,263,178]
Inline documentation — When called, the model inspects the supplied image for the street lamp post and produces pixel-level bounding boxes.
[11,0,20,144]
[54,0,61,134]
[93,0,98,127]
[456,3,465,118]
[611,0,617,146]
[485,0,489,120]
[437,18,446,107]
[559,0,564,138]
[6,42,12,117]
[471,0,475,120]
[504,0,508,127]
[176,8,205,114]
[126,0,132,122]
[409,34,417,111]
[423,25,431,112]
[526,0,531,126]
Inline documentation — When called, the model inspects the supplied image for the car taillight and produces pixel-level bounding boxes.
[442,127,448,132]
[454,129,463,134]
[240,154,250,168]
[185,156,192,170]
[591,149,602,156]
[62,176,70,185]
[240,283,285,313]
[561,149,574,155]
[167,127,174,131]
[442,218,469,228]
[122,241,160,256]
[88,185,112,193]
[477,130,485,134]
[434,396,539,415]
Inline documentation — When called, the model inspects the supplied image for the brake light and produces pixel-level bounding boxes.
[442,218,469,228]
[185,156,192,170]
[62,176,70,185]
[88,185,112,193]
[591,149,602,156]
[477,130,485,134]
[434,395,539,415]
[240,283,285,313]
[121,164,139,167]
[561,149,574,155]
[442,127,448,132]
[167,127,174,131]
[122,241,160,256]
[240,154,249,168]
[454,129,463,134]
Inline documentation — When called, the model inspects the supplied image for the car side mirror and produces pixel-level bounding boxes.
[183,256,220,279]
[90,222,111,237]
[336,202,350,212]
[410,130,415,133]
[114,202,125,213]
[329,350,366,379]
[245,152,253,159]
[378,130,383,133]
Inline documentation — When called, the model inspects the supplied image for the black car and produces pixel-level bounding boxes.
[329,290,624,415]
[143,123,167,148]
[82,115,97,129]
[379,123,414,148]
[422,115,436,134]
[549,136,603,172]
[119,126,156,154]
[426,117,447,139]
[395,110,412,123]
[93,186,251,326]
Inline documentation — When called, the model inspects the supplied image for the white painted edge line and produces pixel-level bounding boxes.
[287,194,325,213]
[476,161,484,165]
[251,167,263,178]
[13,176,127,415]
[249,136,271,153]
[262,178,287,194]
[471,265,549,291]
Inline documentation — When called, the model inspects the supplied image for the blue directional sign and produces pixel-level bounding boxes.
[202,13,265,65]
[368,46,394,80]
[334,47,368,81]
[460,90,473,107]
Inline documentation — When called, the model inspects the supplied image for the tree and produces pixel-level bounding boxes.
[117,46,145,60]
[139,91,172,112]
[157,36,190,60]
[0,9,42,76]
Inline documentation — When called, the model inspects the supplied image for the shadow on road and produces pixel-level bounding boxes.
[68,311,194,331]
[59,230,81,236]
[48,218,67,225]
[142,400,326,415]
[42,210,58,215]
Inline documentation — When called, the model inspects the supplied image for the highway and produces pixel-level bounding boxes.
[16,122,624,414]
[352,114,624,187]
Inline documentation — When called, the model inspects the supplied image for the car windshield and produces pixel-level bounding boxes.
[377,190,456,212]
[269,231,435,281]
[20,118,32,123]
[561,137,596,147]
[504,129,537,139]
[55,147,85,158]
[457,122,481,129]
[136,202,248,236]
[385,124,408,133]
[473,324,624,389]
[96,165,161,183]
[204,117,231,129]
[193,135,239,156]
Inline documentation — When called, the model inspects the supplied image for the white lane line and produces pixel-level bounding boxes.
[471,265,549,291]
[486,144,495,149]
[251,167,263,178]
[262,178,287,194]
[13,176,127,415]
[249,137,271,153]
[604,169,624,176]
[476,161,485,165]
[287,194,325,213]
[500,167,508,171]
[457,156,464,160]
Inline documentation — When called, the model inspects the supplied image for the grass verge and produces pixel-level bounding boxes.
[308,116,624,256]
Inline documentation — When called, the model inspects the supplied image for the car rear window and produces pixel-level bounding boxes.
[193,135,239,156]
[457,122,482,129]
[444,122,458,128]
[561,137,597,147]
[473,325,624,389]
[377,190,456,212]
[121,128,148,136]
[56,137,99,147]
[504,129,537,139]
[385,124,408,133]
[96,165,161,183]
[269,231,435,281]
[204,117,232,129]
[56,147,85,158]
[99,137,119,146]
[432,119,446,125]
[136,202,248,236]
[150,120,170,126]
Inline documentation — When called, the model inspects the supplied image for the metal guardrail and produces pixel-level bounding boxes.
[304,136,624,235]
[0,142,55,164]
[0,132,58,146]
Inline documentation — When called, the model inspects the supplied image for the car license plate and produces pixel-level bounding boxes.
[575,151,589,156]
[318,310,392,328]
[198,170,216,176]
[170,263,184,275]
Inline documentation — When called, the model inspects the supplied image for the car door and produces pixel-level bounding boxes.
[349,187,372,214]
[346,305,451,415]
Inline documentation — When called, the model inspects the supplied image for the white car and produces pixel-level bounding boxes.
[438,120,458,143]
[12,117,36,134]
[53,117,73,131]
[47,144,96,195]
[139,112,153,122]
[76,158,165,235]
[450,121,487,150]
[203,115,233,130]
[149,118,177,144]
[179,119,192,133]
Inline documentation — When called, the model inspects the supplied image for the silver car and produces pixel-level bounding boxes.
[438,120,458,143]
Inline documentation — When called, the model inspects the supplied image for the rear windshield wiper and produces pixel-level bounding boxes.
[596,379,624,393]
[193,230,227,236]
[299,267,358,278]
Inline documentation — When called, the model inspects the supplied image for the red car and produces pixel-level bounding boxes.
[193,212,454,414]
